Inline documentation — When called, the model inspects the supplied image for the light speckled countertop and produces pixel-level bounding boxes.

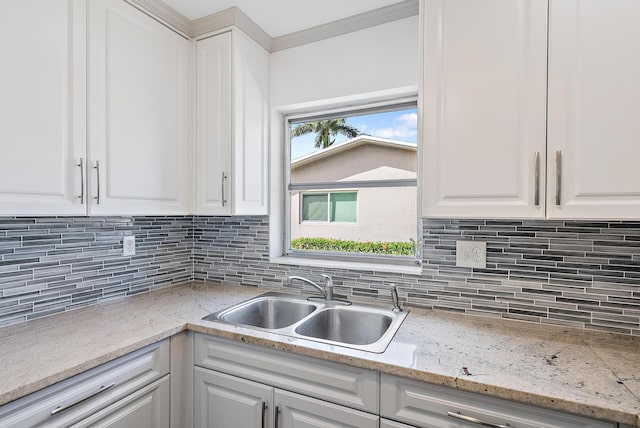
[0,282,638,426]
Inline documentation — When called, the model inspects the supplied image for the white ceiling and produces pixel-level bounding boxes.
[160,0,406,37]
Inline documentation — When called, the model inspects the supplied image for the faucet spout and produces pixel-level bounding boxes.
[288,275,326,298]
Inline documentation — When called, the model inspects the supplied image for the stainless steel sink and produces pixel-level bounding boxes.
[294,307,393,346]
[203,294,318,329]
[203,292,407,353]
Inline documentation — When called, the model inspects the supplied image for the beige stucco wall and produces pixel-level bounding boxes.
[290,143,417,243]
[292,143,416,182]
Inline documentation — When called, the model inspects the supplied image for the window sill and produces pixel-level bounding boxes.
[270,255,423,275]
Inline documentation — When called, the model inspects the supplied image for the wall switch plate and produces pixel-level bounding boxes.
[123,235,136,256]
[456,240,486,268]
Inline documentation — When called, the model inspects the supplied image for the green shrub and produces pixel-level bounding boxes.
[291,237,413,255]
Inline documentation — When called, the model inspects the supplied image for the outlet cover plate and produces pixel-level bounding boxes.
[456,240,486,269]
[123,235,136,256]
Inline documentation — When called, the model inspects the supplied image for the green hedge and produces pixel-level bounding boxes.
[291,237,413,255]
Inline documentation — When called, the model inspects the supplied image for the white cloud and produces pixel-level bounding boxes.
[368,112,418,141]
[398,112,418,127]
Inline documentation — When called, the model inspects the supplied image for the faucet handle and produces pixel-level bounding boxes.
[390,284,403,312]
[321,274,333,288]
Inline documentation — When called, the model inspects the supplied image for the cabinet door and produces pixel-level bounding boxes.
[195,33,233,215]
[275,389,378,428]
[88,0,190,215]
[194,367,273,428]
[231,31,269,215]
[381,419,416,428]
[0,0,86,216]
[70,375,170,428]
[547,0,640,219]
[195,30,269,216]
[422,0,547,218]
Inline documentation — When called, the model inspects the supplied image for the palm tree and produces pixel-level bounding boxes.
[291,118,360,149]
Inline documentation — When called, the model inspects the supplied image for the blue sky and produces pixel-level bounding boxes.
[290,107,418,160]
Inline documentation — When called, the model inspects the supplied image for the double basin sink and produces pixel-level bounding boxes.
[203,292,408,353]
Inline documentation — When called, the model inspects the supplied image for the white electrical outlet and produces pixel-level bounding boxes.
[123,235,136,256]
[456,240,486,268]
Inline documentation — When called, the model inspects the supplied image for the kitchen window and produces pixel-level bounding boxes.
[285,98,421,266]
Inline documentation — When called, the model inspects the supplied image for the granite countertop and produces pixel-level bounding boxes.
[0,282,638,426]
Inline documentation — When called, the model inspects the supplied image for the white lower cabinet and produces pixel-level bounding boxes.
[193,334,380,428]
[195,367,272,428]
[0,340,170,428]
[380,374,614,428]
[70,375,169,428]
[194,366,378,428]
[194,334,618,428]
[381,419,414,428]
[275,389,378,428]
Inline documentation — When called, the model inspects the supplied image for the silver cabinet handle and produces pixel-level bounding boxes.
[448,411,511,427]
[221,171,227,207]
[77,158,85,204]
[275,405,280,428]
[533,152,540,206]
[555,150,562,206]
[261,402,268,428]
[94,161,101,205]
[51,383,115,416]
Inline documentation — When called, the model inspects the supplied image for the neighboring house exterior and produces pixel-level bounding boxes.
[290,136,417,243]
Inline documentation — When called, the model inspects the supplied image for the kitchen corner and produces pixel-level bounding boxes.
[1,282,638,427]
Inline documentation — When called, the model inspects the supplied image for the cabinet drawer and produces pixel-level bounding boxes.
[70,375,170,428]
[194,333,378,412]
[0,339,169,428]
[381,374,614,428]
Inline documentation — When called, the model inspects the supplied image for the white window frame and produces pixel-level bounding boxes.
[282,95,422,270]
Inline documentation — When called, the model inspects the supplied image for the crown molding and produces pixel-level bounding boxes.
[270,0,418,52]
[128,0,418,53]
[124,0,192,38]
[191,7,272,51]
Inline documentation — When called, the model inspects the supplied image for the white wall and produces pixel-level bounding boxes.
[269,16,420,259]
[270,16,419,107]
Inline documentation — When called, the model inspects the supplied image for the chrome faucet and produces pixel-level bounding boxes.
[289,274,334,300]
[390,284,403,312]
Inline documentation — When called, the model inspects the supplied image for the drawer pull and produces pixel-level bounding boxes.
[275,406,280,428]
[447,411,511,427]
[51,383,115,416]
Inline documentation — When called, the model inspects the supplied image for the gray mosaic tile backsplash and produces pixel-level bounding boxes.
[193,216,640,336]
[0,217,192,326]
[2,215,639,336]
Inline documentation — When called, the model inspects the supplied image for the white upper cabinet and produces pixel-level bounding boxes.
[422,0,640,220]
[0,0,87,216]
[422,0,548,219]
[547,0,640,219]
[195,32,232,215]
[195,30,269,216]
[88,0,190,215]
